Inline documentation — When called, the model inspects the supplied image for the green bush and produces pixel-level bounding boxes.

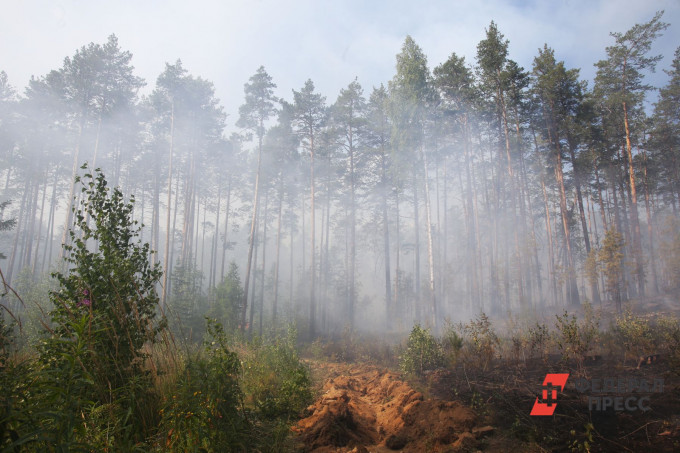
[527,322,551,360]
[241,327,312,420]
[209,262,244,333]
[554,303,599,371]
[168,260,206,342]
[158,319,248,452]
[613,308,653,364]
[461,312,499,371]
[35,165,166,449]
[655,315,680,375]
[399,324,444,376]
[441,321,463,367]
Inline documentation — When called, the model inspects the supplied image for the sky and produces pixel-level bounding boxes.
[1,0,679,131]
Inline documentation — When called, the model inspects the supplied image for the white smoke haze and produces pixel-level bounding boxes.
[1,0,680,339]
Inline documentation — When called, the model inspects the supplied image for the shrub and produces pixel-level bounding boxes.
[655,315,680,375]
[441,321,463,367]
[554,303,599,372]
[527,322,551,360]
[240,326,312,420]
[613,308,653,364]
[461,312,499,371]
[37,165,166,448]
[158,319,248,452]
[399,324,444,376]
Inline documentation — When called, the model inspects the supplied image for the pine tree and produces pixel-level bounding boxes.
[330,78,367,327]
[532,45,585,305]
[594,11,669,298]
[291,80,326,337]
[237,66,278,335]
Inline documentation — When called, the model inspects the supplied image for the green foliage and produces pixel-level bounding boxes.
[209,262,243,332]
[159,319,248,452]
[441,321,463,367]
[568,422,594,452]
[613,308,653,363]
[0,308,34,451]
[527,322,551,360]
[399,324,444,376]
[237,66,279,140]
[461,312,500,371]
[168,259,205,341]
[37,165,165,448]
[598,228,625,309]
[655,316,680,375]
[6,269,55,348]
[554,303,600,371]
[240,326,312,420]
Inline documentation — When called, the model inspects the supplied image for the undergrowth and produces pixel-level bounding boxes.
[0,168,312,452]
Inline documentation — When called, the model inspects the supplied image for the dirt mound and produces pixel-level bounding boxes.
[294,363,492,452]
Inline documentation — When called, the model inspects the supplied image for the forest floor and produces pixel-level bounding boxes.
[293,358,680,452]
[292,315,680,452]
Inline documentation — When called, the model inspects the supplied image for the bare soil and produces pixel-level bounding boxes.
[293,362,494,452]
[295,354,680,452]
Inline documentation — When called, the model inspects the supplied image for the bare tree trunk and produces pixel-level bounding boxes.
[168,169,181,298]
[553,137,580,305]
[200,198,207,278]
[595,163,608,232]
[241,135,264,334]
[641,149,659,294]
[421,148,437,331]
[91,114,103,169]
[42,169,59,273]
[209,185,221,289]
[309,133,317,337]
[289,199,295,318]
[273,180,284,327]
[542,178,558,305]
[22,179,40,271]
[381,151,392,329]
[220,177,232,281]
[7,178,30,284]
[162,101,175,307]
[623,100,645,297]
[394,190,401,323]
[463,116,479,309]
[248,219,260,337]
[323,165,331,331]
[412,166,421,322]
[258,188,269,336]
[566,139,598,305]
[60,117,85,259]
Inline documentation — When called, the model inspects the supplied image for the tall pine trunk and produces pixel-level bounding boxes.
[241,134,264,334]
[162,101,175,307]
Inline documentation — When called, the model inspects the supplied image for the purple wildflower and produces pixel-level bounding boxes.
[77,299,91,308]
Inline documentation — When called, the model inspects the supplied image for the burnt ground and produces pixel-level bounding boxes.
[294,356,680,452]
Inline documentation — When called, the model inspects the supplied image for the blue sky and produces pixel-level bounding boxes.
[1,0,678,128]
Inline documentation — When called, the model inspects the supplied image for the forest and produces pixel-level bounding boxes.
[1,9,680,452]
